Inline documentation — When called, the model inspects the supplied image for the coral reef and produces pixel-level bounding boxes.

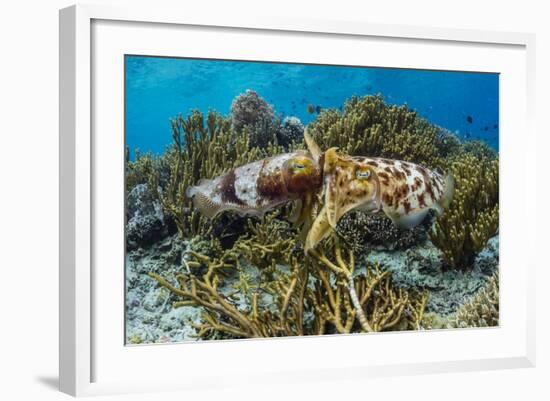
[429,153,499,268]
[450,271,499,328]
[230,90,279,148]
[125,93,500,343]
[307,95,444,169]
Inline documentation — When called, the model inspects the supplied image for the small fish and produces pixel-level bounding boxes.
[186,152,322,219]
[304,135,454,252]
[466,115,474,124]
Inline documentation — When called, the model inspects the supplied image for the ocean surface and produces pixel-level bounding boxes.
[125,55,499,158]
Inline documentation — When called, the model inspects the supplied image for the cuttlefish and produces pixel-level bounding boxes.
[303,133,454,252]
[186,132,454,254]
[186,151,322,220]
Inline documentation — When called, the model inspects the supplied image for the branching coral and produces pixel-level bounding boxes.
[450,272,499,328]
[309,241,427,333]
[307,95,444,169]
[429,153,499,268]
[126,148,168,192]
[149,214,310,338]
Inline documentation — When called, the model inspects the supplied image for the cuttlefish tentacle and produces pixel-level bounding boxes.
[305,204,332,252]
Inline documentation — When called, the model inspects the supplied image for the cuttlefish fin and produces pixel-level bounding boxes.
[387,209,430,229]
[188,191,224,219]
[304,129,322,162]
[436,172,455,215]
[304,205,333,254]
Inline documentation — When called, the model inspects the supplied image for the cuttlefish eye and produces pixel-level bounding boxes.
[288,157,313,174]
[356,168,371,180]
[283,155,321,194]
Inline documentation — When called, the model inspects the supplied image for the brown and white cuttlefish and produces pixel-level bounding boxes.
[186,150,322,221]
[303,133,454,252]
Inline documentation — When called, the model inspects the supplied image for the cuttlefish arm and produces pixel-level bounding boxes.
[305,148,381,253]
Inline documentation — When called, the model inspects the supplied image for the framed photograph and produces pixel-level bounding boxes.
[59,4,536,397]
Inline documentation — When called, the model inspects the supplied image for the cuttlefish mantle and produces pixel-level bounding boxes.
[304,138,454,253]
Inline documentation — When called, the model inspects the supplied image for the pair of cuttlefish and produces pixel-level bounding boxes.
[186,132,454,253]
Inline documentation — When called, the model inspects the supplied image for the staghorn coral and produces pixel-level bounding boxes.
[231,90,280,148]
[429,153,499,268]
[149,214,427,339]
[307,95,444,170]
[157,109,284,239]
[149,213,310,338]
[450,272,499,328]
[309,240,427,333]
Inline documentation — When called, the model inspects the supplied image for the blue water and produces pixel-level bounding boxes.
[126,55,499,158]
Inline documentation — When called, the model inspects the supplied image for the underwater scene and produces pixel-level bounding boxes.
[125,55,499,344]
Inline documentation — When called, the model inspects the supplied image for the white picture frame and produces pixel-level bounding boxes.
[59,4,536,397]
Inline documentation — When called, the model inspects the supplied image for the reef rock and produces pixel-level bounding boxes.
[126,183,170,250]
